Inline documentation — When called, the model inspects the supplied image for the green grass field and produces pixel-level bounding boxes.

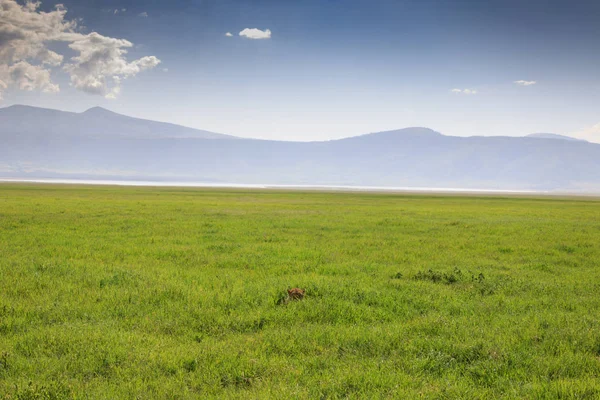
[1,184,600,399]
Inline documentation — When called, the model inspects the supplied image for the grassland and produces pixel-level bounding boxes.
[1,184,600,399]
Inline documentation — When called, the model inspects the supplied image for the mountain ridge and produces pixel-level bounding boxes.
[526,133,584,142]
[1,104,599,192]
[0,104,237,140]
[2,104,582,143]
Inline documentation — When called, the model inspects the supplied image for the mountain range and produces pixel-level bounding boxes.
[1,105,599,192]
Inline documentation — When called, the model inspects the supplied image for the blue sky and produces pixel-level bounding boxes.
[2,0,600,141]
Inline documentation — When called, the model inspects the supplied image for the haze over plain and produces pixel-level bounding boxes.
[2,105,600,192]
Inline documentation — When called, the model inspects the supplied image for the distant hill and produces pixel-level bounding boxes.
[526,133,584,142]
[2,105,600,192]
[0,105,236,140]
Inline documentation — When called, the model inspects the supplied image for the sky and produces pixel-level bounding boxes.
[1,0,599,142]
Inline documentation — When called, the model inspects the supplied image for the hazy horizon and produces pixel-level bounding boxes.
[3,104,600,192]
[0,103,591,144]
[1,0,599,142]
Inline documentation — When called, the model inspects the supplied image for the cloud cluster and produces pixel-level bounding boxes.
[451,88,477,95]
[63,32,160,98]
[0,78,7,100]
[0,0,160,100]
[571,122,600,143]
[239,28,272,40]
[449,80,539,95]
[514,80,536,86]
[1,61,59,93]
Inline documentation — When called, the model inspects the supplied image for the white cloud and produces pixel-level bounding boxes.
[105,76,121,99]
[0,1,74,65]
[451,88,477,95]
[570,123,600,143]
[0,79,6,100]
[239,28,271,40]
[0,0,160,100]
[162,68,169,72]
[63,32,160,98]
[225,32,233,37]
[514,80,536,86]
[6,61,59,92]
[138,12,148,17]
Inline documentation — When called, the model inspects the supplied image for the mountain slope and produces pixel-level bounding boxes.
[1,105,600,192]
[0,105,236,140]
[526,133,584,142]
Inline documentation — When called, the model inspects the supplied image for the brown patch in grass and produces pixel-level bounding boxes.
[287,288,305,300]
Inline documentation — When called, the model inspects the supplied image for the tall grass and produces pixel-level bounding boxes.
[1,184,599,398]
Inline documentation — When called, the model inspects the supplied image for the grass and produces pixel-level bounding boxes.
[1,183,600,399]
